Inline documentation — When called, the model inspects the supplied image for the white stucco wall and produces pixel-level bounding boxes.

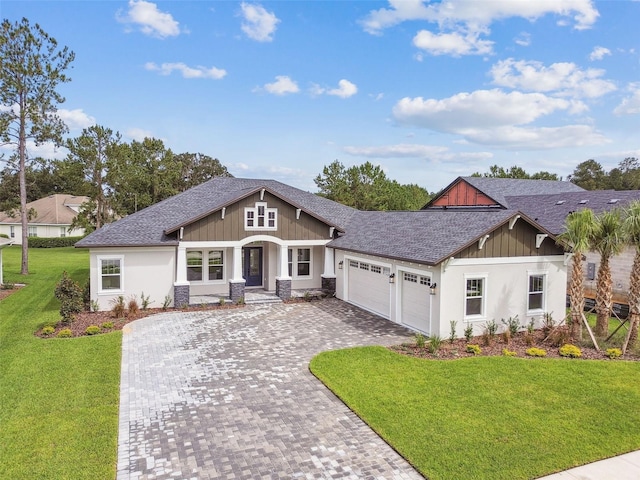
[291,245,323,290]
[89,247,176,311]
[0,223,85,245]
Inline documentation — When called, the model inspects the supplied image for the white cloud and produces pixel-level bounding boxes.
[413,29,493,56]
[117,0,181,38]
[459,124,609,148]
[125,128,154,141]
[240,2,280,42]
[490,58,616,98]
[514,32,531,47]
[258,76,299,95]
[613,83,640,115]
[57,109,96,130]
[589,46,611,61]
[0,140,68,160]
[310,79,358,98]
[393,89,585,131]
[145,62,227,79]
[361,0,599,35]
[343,143,494,162]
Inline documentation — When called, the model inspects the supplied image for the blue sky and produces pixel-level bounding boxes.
[2,0,639,193]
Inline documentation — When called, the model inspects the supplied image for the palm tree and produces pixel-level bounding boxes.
[558,209,596,341]
[622,201,640,353]
[591,209,625,337]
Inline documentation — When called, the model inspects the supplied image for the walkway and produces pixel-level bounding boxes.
[117,299,421,479]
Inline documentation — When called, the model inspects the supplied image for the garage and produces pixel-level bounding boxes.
[346,259,391,318]
[400,272,431,334]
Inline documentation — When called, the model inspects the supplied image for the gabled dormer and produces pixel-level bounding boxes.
[423,177,502,209]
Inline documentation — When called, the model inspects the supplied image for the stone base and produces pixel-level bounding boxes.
[229,280,246,304]
[275,278,291,300]
[174,284,190,308]
[321,276,336,295]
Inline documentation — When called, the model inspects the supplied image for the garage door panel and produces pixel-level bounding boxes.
[347,260,390,318]
[401,272,431,334]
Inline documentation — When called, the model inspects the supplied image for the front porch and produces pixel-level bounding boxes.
[190,288,328,306]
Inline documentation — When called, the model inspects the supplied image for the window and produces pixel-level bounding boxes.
[60,227,66,238]
[288,248,312,278]
[245,202,277,230]
[28,226,38,237]
[465,277,485,317]
[359,262,369,271]
[99,257,123,292]
[404,273,417,283]
[9,226,14,238]
[349,260,359,268]
[187,251,203,281]
[528,274,545,311]
[208,251,224,280]
[371,265,382,274]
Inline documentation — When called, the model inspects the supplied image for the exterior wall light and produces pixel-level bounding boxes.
[389,273,395,284]
[338,260,344,269]
[430,282,437,295]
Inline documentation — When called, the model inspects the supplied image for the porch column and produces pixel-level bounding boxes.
[321,246,336,295]
[173,244,190,308]
[229,246,246,303]
[275,244,291,300]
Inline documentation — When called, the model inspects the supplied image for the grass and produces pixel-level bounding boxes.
[0,247,121,479]
[310,346,640,480]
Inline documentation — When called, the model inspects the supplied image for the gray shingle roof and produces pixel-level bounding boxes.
[76,178,357,247]
[506,190,640,234]
[328,209,520,265]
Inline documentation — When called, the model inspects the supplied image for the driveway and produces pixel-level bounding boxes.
[117,299,422,479]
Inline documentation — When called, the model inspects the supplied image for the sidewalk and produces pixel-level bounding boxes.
[538,450,640,479]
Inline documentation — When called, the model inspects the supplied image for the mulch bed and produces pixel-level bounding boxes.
[0,284,24,301]
[391,329,640,361]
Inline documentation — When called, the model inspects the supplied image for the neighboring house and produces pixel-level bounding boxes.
[0,194,89,244]
[0,237,14,285]
[76,177,568,339]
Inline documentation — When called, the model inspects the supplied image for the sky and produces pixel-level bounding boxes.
[2,0,640,193]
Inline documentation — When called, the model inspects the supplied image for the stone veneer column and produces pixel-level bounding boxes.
[229,280,246,303]
[173,284,190,308]
[275,278,291,300]
[321,246,336,295]
[321,276,336,295]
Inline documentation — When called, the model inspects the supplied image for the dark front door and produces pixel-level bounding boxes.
[243,247,263,287]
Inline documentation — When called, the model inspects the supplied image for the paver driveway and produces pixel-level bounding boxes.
[117,299,423,480]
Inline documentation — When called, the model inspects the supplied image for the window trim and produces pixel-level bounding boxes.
[288,247,313,279]
[97,255,124,294]
[60,227,66,238]
[527,272,546,313]
[186,249,226,284]
[28,226,38,237]
[244,201,277,231]
[9,226,15,238]
[464,274,487,320]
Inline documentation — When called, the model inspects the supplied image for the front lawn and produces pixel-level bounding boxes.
[310,346,640,480]
[0,247,121,479]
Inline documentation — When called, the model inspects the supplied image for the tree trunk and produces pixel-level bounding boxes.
[19,102,28,275]
[569,255,584,341]
[622,250,640,353]
[595,256,612,337]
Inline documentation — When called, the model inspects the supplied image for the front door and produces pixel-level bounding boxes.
[243,247,263,287]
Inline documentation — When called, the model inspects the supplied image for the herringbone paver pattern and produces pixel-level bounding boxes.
[117,299,422,479]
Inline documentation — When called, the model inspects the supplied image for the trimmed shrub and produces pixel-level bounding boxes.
[559,344,582,358]
[502,348,517,357]
[606,348,622,359]
[0,233,8,238]
[127,297,140,315]
[526,347,547,357]
[54,271,83,323]
[57,328,73,338]
[85,325,100,335]
[101,321,114,330]
[41,325,55,336]
[110,296,126,318]
[28,236,85,248]
[466,344,482,355]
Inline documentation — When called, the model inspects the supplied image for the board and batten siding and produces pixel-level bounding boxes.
[181,192,332,242]
[456,220,563,259]
[431,180,497,207]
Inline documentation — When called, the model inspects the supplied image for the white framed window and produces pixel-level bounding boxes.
[10,226,15,238]
[371,265,382,274]
[98,256,124,293]
[187,251,203,281]
[60,227,66,238]
[245,202,277,230]
[528,273,546,312]
[465,276,486,318]
[208,250,224,281]
[288,247,312,278]
[28,226,38,237]
[187,250,225,282]
[349,260,359,268]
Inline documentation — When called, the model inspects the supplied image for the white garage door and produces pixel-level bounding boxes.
[347,260,390,318]
[401,272,431,334]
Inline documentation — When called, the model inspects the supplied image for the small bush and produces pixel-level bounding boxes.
[414,333,426,349]
[548,327,571,347]
[449,320,457,344]
[559,344,582,358]
[90,299,100,312]
[501,315,521,336]
[162,295,172,310]
[235,296,245,305]
[428,335,443,354]
[526,347,547,357]
[82,280,91,311]
[41,325,55,336]
[606,348,622,359]
[502,348,517,357]
[501,329,511,344]
[526,318,535,335]
[140,292,151,310]
[542,313,556,333]
[28,236,85,248]
[57,328,73,338]
[466,344,482,355]
[218,297,226,306]
[128,297,140,315]
[303,290,312,302]
[464,324,473,342]
[54,271,84,323]
[484,319,498,337]
[524,332,535,346]
[111,296,127,318]
[85,325,101,335]
[101,321,114,330]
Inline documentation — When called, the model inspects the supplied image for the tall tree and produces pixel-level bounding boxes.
[558,209,596,341]
[174,152,232,190]
[471,164,560,180]
[65,125,121,228]
[622,201,640,353]
[0,18,74,274]
[569,159,607,190]
[591,209,625,337]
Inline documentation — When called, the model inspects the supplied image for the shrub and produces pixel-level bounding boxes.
[85,325,101,335]
[28,236,85,248]
[0,233,8,238]
[162,295,172,310]
[526,347,547,357]
[54,271,84,323]
[559,344,582,358]
[128,297,140,315]
[414,333,426,349]
[57,328,73,338]
[110,296,126,318]
[449,320,457,343]
[218,297,226,307]
[82,280,91,311]
[502,329,511,344]
[235,296,245,305]
[524,332,535,346]
[526,318,535,335]
[542,313,556,333]
[140,292,151,310]
[606,348,622,359]
[502,348,517,357]
[501,315,521,336]
[101,321,114,330]
[428,335,443,354]
[303,290,312,302]
[548,327,571,347]
[90,299,100,313]
[466,344,482,355]
[484,319,498,337]
[464,324,473,342]
[41,325,55,336]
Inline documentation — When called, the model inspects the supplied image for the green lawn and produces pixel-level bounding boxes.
[0,247,121,479]
[310,346,640,480]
